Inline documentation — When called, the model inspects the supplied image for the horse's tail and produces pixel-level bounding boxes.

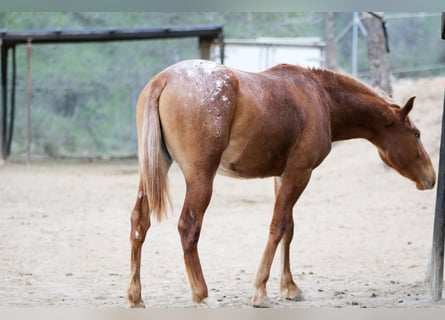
[138,76,172,222]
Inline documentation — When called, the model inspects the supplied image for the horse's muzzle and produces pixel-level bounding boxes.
[416,176,435,190]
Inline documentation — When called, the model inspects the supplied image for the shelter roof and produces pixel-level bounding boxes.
[0,25,223,45]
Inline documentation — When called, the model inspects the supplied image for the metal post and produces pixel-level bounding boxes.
[218,31,224,65]
[26,40,32,167]
[431,92,445,301]
[430,12,445,302]
[1,43,8,162]
[7,45,16,156]
[199,38,212,61]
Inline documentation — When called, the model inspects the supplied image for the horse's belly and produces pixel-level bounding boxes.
[218,144,288,178]
[216,164,245,178]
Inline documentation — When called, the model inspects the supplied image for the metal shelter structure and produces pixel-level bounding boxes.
[0,25,224,161]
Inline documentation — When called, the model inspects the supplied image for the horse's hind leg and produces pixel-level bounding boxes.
[275,178,304,301]
[177,169,219,307]
[127,178,151,308]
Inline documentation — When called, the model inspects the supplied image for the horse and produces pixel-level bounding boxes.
[126,59,435,308]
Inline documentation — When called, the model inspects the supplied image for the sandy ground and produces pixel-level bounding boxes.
[1,77,445,308]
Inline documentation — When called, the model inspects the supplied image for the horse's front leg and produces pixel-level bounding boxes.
[127,179,151,308]
[252,172,311,307]
[279,215,304,301]
[274,177,304,300]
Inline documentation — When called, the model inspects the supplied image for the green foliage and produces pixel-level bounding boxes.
[387,15,445,76]
[2,12,444,158]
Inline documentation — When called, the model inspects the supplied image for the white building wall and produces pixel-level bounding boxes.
[211,37,325,72]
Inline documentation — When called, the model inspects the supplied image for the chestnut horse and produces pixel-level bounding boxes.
[127,59,435,308]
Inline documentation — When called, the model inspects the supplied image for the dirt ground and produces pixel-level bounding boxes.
[1,77,445,308]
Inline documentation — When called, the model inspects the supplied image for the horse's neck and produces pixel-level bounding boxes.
[317,70,391,143]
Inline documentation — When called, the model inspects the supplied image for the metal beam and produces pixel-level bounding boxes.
[0,25,224,45]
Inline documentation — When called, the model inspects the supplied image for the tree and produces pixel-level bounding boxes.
[323,12,338,70]
[362,12,392,95]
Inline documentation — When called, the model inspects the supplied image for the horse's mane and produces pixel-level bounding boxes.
[310,67,397,108]
[263,64,398,112]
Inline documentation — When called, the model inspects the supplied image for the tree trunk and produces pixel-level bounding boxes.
[323,12,338,71]
[362,12,392,95]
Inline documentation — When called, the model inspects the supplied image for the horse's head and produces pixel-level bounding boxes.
[376,96,435,190]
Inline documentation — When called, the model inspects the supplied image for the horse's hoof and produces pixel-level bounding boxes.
[203,296,220,308]
[129,299,146,308]
[253,298,272,308]
[285,293,305,301]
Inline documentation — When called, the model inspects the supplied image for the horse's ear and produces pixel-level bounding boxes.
[401,96,415,119]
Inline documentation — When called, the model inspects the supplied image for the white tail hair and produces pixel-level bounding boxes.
[138,77,171,222]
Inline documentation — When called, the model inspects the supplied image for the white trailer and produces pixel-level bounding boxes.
[211,37,325,72]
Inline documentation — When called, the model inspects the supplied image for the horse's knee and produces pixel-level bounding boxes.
[282,220,294,242]
[178,213,202,252]
[270,212,294,242]
[269,222,287,245]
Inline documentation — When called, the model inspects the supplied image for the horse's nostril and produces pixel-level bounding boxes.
[416,179,434,190]
[427,171,436,189]
[428,178,435,189]
[422,178,435,190]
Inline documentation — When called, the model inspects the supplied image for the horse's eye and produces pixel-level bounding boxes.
[414,132,421,139]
